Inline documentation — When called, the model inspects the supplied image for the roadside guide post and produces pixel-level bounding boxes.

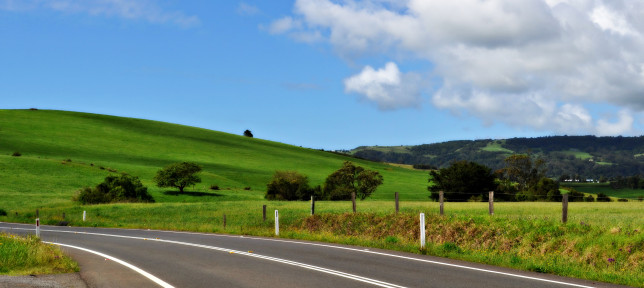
[420,213,426,249]
[36,209,40,237]
[275,210,279,236]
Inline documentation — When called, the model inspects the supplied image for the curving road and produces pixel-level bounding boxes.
[0,222,624,288]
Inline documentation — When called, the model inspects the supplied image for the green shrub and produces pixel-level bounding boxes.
[76,173,154,204]
[11,151,21,157]
[266,170,313,201]
[596,193,612,202]
[584,194,595,202]
[0,209,7,216]
[209,185,220,190]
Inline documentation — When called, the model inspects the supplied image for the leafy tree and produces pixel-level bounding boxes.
[265,170,314,200]
[428,161,496,201]
[517,177,561,201]
[322,161,383,200]
[154,162,202,193]
[76,173,153,204]
[500,154,546,191]
[243,130,253,137]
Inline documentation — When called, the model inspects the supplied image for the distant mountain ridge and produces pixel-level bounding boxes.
[349,136,644,178]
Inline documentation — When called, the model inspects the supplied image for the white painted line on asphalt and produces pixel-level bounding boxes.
[5,226,405,288]
[46,241,175,288]
[1,224,596,288]
[233,237,596,288]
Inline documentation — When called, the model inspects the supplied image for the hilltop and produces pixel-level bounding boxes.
[0,109,428,209]
[350,136,644,179]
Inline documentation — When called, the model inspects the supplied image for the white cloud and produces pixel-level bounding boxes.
[596,110,634,136]
[591,5,636,36]
[237,2,260,16]
[269,0,644,135]
[0,0,199,28]
[267,17,301,35]
[344,62,422,110]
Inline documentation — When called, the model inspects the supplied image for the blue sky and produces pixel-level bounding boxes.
[2,1,644,150]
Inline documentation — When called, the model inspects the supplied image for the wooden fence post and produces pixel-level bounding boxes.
[439,191,444,216]
[263,205,266,221]
[562,194,569,223]
[489,191,494,215]
[352,192,356,213]
[395,192,399,214]
[223,214,227,229]
[311,195,315,215]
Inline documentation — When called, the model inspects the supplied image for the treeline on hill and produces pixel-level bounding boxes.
[351,136,644,179]
[430,155,598,202]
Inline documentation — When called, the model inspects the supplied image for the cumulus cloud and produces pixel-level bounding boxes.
[596,110,635,136]
[344,62,422,110]
[269,0,644,135]
[0,0,199,27]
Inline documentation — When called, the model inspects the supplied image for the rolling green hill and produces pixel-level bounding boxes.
[0,109,429,210]
[351,136,644,180]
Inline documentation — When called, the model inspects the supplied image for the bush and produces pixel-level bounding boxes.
[412,164,436,170]
[209,185,220,190]
[266,171,313,201]
[11,152,21,157]
[618,198,629,202]
[584,195,595,202]
[244,186,251,190]
[596,193,612,202]
[0,209,7,216]
[75,173,154,204]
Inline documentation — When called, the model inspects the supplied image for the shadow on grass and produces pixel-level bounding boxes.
[162,191,223,197]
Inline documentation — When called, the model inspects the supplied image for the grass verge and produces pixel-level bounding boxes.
[0,233,79,275]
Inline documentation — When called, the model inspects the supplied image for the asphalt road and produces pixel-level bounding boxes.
[0,222,626,288]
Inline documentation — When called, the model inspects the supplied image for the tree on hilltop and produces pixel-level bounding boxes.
[243,130,253,137]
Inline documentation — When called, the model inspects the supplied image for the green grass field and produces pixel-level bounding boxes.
[567,183,644,200]
[0,109,429,210]
[480,141,514,154]
[1,109,642,286]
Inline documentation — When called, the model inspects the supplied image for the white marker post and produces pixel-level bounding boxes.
[275,210,279,236]
[83,210,86,222]
[420,213,425,249]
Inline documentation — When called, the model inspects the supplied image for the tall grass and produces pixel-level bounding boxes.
[0,233,78,275]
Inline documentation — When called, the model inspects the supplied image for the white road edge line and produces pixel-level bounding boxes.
[2,224,595,287]
[5,226,405,288]
[1,224,597,288]
[45,241,175,288]
[151,229,596,288]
